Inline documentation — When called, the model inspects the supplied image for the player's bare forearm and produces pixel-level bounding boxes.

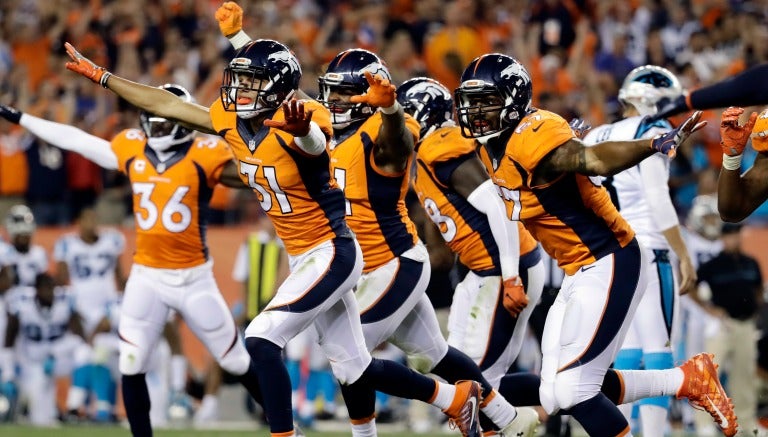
[539,138,654,179]
[375,107,413,171]
[106,75,216,134]
[718,154,768,222]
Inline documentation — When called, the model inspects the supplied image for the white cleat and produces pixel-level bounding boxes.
[499,407,539,437]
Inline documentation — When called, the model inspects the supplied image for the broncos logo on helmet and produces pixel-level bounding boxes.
[220,39,301,119]
[396,77,454,139]
[318,49,391,128]
[455,54,532,140]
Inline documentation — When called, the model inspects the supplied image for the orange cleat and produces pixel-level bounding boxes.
[444,380,482,437]
[677,353,738,436]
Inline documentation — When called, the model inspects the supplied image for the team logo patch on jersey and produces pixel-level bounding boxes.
[133,159,146,173]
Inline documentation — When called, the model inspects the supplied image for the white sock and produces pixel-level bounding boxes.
[350,417,377,437]
[480,390,517,427]
[430,382,456,411]
[640,404,669,436]
[170,355,187,392]
[617,402,633,423]
[66,386,87,410]
[618,369,684,403]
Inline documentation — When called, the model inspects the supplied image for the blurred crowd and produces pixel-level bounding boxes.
[1,0,768,226]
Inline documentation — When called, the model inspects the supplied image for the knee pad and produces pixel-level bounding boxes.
[218,341,251,376]
[553,370,601,411]
[614,348,643,370]
[539,380,559,415]
[119,342,149,376]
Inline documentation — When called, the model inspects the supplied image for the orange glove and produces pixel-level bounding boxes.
[750,108,768,153]
[64,42,111,87]
[215,2,243,37]
[264,99,314,137]
[349,71,396,109]
[502,276,528,318]
[720,106,757,156]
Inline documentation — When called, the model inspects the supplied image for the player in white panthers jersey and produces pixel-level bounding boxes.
[1,273,86,425]
[0,205,48,301]
[55,207,126,422]
[54,207,126,336]
[583,65,697,437]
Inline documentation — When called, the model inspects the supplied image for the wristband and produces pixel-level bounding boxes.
[228,30,251,51]
[721,153,742,171]
[100,71,112,89]
[381,100,401,115]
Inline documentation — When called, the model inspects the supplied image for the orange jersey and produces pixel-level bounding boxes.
[478,110,635,275]
[414,126,538,275]
[209,99,350,256]
[329,113,420,271]
[111,129,231,269]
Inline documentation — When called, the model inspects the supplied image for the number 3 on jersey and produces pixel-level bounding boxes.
[133,182,192,233]
[240,161,293,213]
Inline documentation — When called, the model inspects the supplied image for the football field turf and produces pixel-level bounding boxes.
[0,426,453,437]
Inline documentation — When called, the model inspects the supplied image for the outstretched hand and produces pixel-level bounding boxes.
[569,118,592,140]
[215,2,243,37]
[64,42,111,87]
[264,99,314,137]
[650,110,706,158]
[349,71,396,109]
[719,107,758,156]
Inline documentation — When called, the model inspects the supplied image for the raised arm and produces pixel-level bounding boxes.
[351,71,414,172]
[536,111,705,181]
[717,107,768,222]
[0,104,118,170]
[64,43,215,134]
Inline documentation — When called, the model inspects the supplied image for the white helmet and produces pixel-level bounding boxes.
[618,65,683,117]
[687,194,721,240]
[5,204,35,237]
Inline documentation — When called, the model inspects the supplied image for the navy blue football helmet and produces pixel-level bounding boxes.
[318,49,391,128]
[455,54,532,139]
[396,77,454,139]
[220,39,302,119]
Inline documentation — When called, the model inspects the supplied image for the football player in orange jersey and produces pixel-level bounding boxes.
[400,77,541,435]
[0,84,267,435]
[64,34,483,437]
[312,48,531,437]
[455,53,738,437]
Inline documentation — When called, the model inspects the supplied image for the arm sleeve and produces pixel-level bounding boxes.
[638,154,679,232]
[690,63,768,110]
[466,179,520,279]
[293,121,326,156]
[19,113,118,170]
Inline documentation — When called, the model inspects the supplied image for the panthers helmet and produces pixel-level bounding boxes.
[396,77,454,139]
[140,84,195,153]
[455,54,532,140]
[220,39,302,119]
[5,204,35,237]
[318,49,391,128]
[618,65,683,117]
[687,194,722,240]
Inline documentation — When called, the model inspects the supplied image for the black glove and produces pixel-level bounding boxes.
[648,94,689,122]
[0,104,22,124]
